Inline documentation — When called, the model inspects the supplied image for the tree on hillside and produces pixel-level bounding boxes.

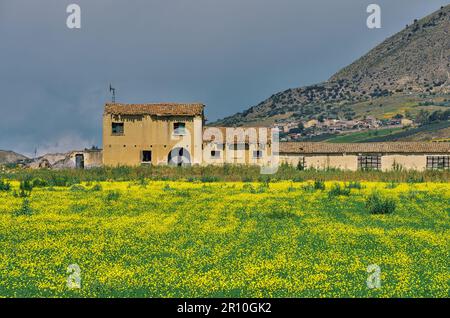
[415,110,430,125]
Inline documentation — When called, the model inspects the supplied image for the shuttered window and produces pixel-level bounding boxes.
[358,155,381,170]
[426,156,450,170]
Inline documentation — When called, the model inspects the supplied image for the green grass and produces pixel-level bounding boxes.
[363,121,450,142]
[349,93,450,120]
[1,164,450,183]
[325,128,403,143]
[318,121,450,143]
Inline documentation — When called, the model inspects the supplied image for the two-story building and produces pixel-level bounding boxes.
[103,103,204,166]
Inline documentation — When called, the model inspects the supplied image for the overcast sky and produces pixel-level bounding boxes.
[0,0,448,156]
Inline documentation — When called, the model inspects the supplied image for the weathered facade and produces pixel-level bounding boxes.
[279,142,450,171]
[102,103,450,171]
[27,149,103,169]
[103,103,204,166]
[202,126,274,166]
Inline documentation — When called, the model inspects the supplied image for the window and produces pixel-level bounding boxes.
[427,156,449,170]
[112,122,124,135]
[253,150,263,159]
[211,150,221,159]
[142,151,152,163]
[173,122,186,135]
[358,155,381,170]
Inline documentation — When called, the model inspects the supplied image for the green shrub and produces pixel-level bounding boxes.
[328,183,351,197]
[365,192,396,215]
[314,180,326,191]
[0,179,11,191]
[13,199,33,216]
[105,190,121,201]
[31,178,48,188]
[296,161,305,171]
[256,182,269,193]
[90,183,103,191]
[13,189,31,198]
[20,180,33,192]
[70,184,86,192]
[241,176,253,183]
[16,180,33,197]
[292,176,304,183]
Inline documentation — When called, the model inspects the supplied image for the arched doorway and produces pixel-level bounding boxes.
[168,147,191,166]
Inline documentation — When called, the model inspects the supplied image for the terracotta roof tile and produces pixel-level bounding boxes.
[279,142,450,154]
[104,103,204,116]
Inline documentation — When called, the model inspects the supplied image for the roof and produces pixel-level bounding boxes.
[104,103,204,116]
[279,142,450,154]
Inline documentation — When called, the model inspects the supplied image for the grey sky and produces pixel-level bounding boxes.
[0,0,448,156]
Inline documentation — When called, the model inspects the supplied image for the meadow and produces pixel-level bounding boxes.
[0,176,448,297]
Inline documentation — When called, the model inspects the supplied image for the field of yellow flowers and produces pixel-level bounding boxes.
[0,180,448,297]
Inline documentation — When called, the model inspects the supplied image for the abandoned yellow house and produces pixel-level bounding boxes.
[103,103,204,166]
[102,102,450,171]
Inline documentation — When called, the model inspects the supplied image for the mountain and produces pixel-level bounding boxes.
[212,5,450,127]
[0,150,29,165]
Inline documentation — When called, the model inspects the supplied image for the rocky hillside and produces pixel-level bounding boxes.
[0,150,28,165]
[212,5,450,127]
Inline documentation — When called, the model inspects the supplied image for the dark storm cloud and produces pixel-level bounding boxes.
[0,0,448,156]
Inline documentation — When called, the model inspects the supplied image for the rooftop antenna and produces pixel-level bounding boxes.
[109,84,116,103]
